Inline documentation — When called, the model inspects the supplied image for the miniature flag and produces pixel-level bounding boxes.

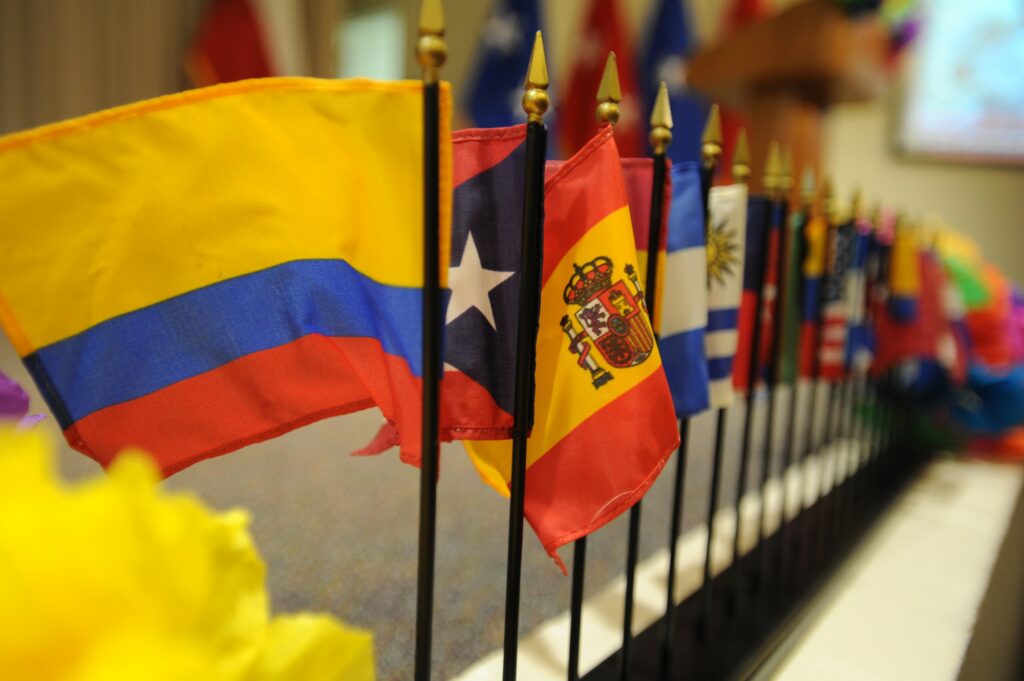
[705,183,748,408]
[819,222,855,381]
[465,0,542,128]
[560,0,645,157]
[660,162,710,417]
[844,219,874,374]
[776,209,807,384]
[758,200,786,382]
[888,227,921,322]
[798,216,829,378]
[640,0,708,162]
[0,78,452,474]
[465,127,679,569]
[186,0,305,86]
[732,196,771,392]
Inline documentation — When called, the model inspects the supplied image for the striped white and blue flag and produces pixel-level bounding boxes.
[705,182,747,408]
[660,162,709,418]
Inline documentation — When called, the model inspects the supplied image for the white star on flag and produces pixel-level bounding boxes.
[446,232,515,330]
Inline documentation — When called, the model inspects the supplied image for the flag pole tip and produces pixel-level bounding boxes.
[649,82,673,155]
[701,104,722,169]
[417,0,446,81]
[522,31,549,123]
[800,168,816,206]
[764,141,783,193]
[596,52,622,125]
[732,128,751,185]
[780,145,795,194]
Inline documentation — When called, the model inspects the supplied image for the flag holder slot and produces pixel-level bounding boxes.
[502,31,549,681]
[414,2,445,679]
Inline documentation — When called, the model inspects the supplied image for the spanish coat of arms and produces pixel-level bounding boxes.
[559,256,655,389]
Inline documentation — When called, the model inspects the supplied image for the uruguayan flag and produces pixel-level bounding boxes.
[705,183,747,408]
[660,162,709,417]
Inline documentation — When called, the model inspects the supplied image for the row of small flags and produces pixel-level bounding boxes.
[0,7,1005,567]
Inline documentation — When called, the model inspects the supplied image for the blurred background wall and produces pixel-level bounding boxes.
[0,0,1021,280]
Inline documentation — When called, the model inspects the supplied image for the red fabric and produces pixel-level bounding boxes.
[759,226,781,375]
[732,289,758,390]
[965,265,1015,369]
[619,157,671,253]
[186,0,273,87]
[542,127,627,285]
[559,0,646,158]
[717,0,765,183]
[798,321,818,378]
[525,370,678,571]
[68,335,513,475]
[873,254,966,381]
[452,125,527,186]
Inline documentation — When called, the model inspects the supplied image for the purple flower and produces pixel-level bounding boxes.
[0,370,44,428]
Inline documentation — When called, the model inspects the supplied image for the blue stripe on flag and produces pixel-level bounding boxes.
[662,327,710,417]
[708,355,735,381]
[35,259,425,423]
[707,307,738,332]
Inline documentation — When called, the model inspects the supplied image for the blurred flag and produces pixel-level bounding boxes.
[963,264,1017,369]
[465,127,678,569]
[706,183,748,407]
[732,196,771,392]
[888,227,921,322]
[758,200,785,382]
[465,0,542,128]
[776,209,808,384]
[661,162,710,417]
[874,251,966,382]
[718,0,765,181]
[619,157,670,330]
[560,0,646,158]
[0,79,451,474]
[640,0,708,162]
[819,222,855,381]
[798,216,828,378]
[186,0,305,86]
[844,218,875,374]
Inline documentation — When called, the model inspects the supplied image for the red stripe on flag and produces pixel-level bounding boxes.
[66,335,513,475]
[524,370,679,572]
[453,126,527,187]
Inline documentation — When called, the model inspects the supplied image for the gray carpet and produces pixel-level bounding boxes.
[1,341,801,680]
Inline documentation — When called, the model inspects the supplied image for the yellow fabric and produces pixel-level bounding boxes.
[803,216,828,278]
[0,77,452,354]
[0,428,375,681]
[634,248,666,333]
[890,227,921,298]
[465,206,664,485]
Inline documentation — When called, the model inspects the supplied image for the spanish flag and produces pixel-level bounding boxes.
[466,128,679,569]
[0,78,452,474]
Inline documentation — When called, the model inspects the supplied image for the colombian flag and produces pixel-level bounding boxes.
[0,78,452,474]
[798,216,828,378]
[466,128,679,569]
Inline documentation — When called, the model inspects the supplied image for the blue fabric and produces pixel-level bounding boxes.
[707,307,739,332]
[662,328,709,417]
[465,0,543,129]
[742,196,772,292]
[708,354,735,381]
[640,0,708,163]
[444,136,528,415]
[666,162,705,251]
[34,259,427,424]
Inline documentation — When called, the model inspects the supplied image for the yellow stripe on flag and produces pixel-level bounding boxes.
[0,77,452,353]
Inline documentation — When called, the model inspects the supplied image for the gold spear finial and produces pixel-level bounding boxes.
[522,31,549,123]
[800,168,816,207]
[417,0,446,84]
[649,82,673,155]
[732,127,751,185]
[780,146,794,196]
[764,141,782,196]
[701,104,722,170]
[596,52,622,125]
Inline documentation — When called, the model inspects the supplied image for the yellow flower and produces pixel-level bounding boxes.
[0,429,374,681]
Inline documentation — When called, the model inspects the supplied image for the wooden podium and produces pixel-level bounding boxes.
[688,0,890,194]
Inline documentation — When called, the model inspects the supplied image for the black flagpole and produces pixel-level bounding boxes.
[502,32,549,681]
[697,107,727,641]
[751,143,787,582]
[728,130,771,612]
[414,2,445,679]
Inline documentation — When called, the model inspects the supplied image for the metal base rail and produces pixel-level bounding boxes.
[583,439,929,681]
